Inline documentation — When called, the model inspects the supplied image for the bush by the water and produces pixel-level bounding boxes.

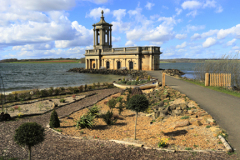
[14,122,45,160]
[49,110,60,128]
[107,98,117,111]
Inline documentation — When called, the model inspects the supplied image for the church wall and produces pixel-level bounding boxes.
[140,54,150,70]
[153,54,160,70]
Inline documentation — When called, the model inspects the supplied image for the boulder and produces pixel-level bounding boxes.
[52,102,58,108]
[169,98,186,106]
[174,120,189,129]
[191,120,203,126]
[172,109,183,116]
[179,103,188,110]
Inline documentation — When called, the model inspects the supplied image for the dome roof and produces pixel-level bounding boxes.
[93,10,112,26]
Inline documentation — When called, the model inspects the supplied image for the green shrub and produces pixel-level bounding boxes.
[97,82,100,88]
[126,81,132,85]
[131,81,139,85]
[14,92,18,101]
[88,105,100,117]
[118,102,124,115]
[48,87,54,96]
[181,116,189,119]
[101,110,117,125]
[60,87,65,93]
[19,93,27,101]
[74,87,79,93]
[40,89,49,97]
[54,88,60,95]
[68,87,74,93]
[107,98,117,111]
[127,94,149,140]
[85,84,87,91]
[60,98,65,103]
[14,122,45,160]
[148,75,151,81]
[49,110,60,128]
[76,114,95,129]
[136,76,139,81]
[78,86,83,92]
[6,93,14,102]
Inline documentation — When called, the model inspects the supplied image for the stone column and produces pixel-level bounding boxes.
[150,54,152,70]
[93,26,96,48]
[110,26,112,47]
[85,59,87,69]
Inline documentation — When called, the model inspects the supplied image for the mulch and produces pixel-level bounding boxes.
[0,88,238,160]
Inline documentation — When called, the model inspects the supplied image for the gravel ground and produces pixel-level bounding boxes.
[0,88,238,160]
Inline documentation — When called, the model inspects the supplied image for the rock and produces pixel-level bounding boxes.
[188,110,193,115]
[191,120,202,126]
[172,109,183,116]
[180,103,188,110]
[174,120,189,129]
[206,118,215,123]
[52,102,58,108]
[169,98,186,106]
[187,101,198,108]
[169,104,177,110]
[210,127,222,134]
[146,113,154,117]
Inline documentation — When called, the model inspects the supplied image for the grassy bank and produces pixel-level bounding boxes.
[181,78,240,98]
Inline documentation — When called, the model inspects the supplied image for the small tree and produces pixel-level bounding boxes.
[14,122,45,160]
[49,110,60,128]
[127,94,149,140]
[107,98,117,111]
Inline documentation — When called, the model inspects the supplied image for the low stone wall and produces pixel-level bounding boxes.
[162,69,185,77]
[67,68,150,79]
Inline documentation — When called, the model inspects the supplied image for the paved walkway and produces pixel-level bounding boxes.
[147,70,240,153]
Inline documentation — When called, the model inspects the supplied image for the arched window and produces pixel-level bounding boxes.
[106,61,110,69]
[129,61,133,70]
[117,61,121,69]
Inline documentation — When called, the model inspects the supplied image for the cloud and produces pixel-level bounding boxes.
[181,1,202,10]
[217,24,240,39]
[86,0,109,4]
[145,2,155,10]
[175,34,187,39]
[125,40,135,46]
[226,39,236,46]
[54,21,92,48]
[191,29,218,40]
[186,24,205,32]
[202,37,217,48]
[176,42,187,48]
[186,10,198,17]
[215,6,223,13]
[113,9,126,21]
[111,21,131,32]
[86,7,110,20]
[203,0,216,8]
[112,36,121,42]
[175,8,182,15]
[12,0,76,11]
[191,33,201,40]
[12,43,54,51]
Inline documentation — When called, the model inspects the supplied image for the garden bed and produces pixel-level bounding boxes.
[57,89,227,151]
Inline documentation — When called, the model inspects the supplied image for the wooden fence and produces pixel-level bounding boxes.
[205,73,231,87]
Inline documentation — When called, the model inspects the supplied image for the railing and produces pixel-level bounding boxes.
[85,46,161,55]
[205,73,231,87]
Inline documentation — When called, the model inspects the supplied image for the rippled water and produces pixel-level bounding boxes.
[0,62,198,92]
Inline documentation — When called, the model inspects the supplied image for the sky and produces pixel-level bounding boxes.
[0,0,240,60]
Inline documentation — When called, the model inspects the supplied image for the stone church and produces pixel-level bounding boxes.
[85,10,162,71]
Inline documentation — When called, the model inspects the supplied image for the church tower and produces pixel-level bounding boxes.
[92,10,112,50]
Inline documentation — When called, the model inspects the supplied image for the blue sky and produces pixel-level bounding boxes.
[0,0,240,60]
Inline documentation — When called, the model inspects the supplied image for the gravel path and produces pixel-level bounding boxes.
[0,88,238,159]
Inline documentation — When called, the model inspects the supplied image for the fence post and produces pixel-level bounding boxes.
[205,73,210,86]
[162,72,165,88]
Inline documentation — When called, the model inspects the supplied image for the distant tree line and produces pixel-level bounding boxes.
[0,58,85,63]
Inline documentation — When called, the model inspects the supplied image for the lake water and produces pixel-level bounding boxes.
[0,63,198,92]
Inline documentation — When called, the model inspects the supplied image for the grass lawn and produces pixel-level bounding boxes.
[181,78,240,98]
